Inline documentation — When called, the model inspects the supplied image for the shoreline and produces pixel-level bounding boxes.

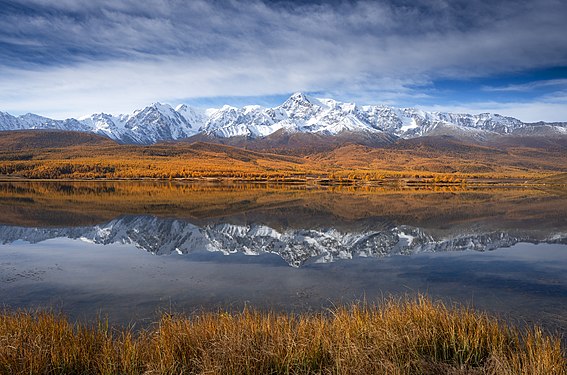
[0,175,558,188]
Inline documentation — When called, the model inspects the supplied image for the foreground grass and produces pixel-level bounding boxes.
[0,297,564,375]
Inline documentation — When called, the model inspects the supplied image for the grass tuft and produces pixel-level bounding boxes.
[0,297,564,374]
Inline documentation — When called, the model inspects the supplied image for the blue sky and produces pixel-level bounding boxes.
[1,0,566,122]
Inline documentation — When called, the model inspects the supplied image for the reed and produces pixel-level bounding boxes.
[0,296,564,374]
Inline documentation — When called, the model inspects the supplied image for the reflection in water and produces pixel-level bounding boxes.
[0,181,566,336]
[1,181,567,266]
[1,215,566,267]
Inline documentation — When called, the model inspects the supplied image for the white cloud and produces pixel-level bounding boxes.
[2,57,567,123]
[0,54,436,118]
[482,79,567,92]
[0,0,566,119]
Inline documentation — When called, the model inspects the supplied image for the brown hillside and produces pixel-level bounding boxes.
[181,129,396,155]
[1,130,567,181]
[0,130,116,150]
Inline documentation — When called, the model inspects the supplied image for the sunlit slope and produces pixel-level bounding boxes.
[1,130,567,180]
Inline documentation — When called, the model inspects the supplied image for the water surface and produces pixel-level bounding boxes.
[0,181,566,336]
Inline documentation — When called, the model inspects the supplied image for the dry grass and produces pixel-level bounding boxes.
[0,297,564,374]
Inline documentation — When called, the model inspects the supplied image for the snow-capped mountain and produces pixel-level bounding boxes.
[1,93,566,144]
[78,102,205,144]
[203,93,390,138]
[200,92,537,139]
[1,103,206,145]
[0,111,92,133]
[1,215,565,267]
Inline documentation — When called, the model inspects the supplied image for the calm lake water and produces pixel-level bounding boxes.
[0,181,566,336]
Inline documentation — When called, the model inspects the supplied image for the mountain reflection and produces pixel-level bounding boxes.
[1,215,566,267]
[1,181,567,267]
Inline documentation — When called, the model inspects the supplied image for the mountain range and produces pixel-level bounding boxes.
[2,93,566,145]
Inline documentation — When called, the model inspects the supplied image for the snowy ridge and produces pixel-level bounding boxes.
[1,103,206,145]
[200,93,533,139]
[1,93,566,144]
[1,216,565,267]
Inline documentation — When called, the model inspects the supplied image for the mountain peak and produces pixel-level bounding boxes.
[281,92,318,111]
[220,104,238,111]
[148,102,174,112]
[290,92,309,101]
[286,92,322,106]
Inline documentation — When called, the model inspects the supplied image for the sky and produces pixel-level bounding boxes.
[1,0,566,122]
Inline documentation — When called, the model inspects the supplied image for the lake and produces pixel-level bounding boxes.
[0,180,566,337]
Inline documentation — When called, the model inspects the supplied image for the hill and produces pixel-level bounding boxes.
[0,130,115,151]
[1,130,567,182]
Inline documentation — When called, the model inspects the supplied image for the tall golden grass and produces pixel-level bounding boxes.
[0,297,564,374]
